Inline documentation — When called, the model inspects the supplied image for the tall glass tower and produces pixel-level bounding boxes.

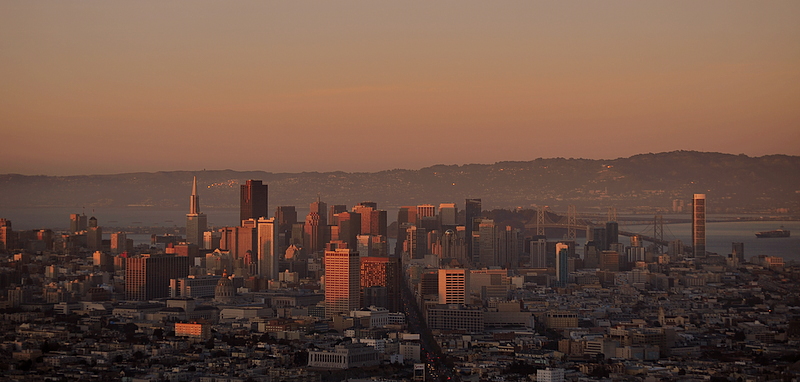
[692,194,706,257]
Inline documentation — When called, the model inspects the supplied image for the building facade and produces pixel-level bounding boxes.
[240,180,268,222]
[324,248,360,318]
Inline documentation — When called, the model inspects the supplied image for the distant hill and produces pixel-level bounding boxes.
[1,151,798,214]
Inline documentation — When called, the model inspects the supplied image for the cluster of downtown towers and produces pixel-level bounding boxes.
[182,178,709,317]
[181,178,506,317]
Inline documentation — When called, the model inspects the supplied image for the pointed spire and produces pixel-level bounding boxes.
[190,176,200,214]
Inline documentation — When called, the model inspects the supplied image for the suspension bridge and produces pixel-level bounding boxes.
[522,206,693,253]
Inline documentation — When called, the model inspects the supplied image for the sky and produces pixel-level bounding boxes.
[1,1,799,176]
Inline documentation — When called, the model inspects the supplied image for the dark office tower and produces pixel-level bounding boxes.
[556,243,569,287]
[310,198,328,226]
[336,211,361,248]
[584,241,600,269]
[692,194,706,257]
[591,227,608,251]
[732,242,744,262]
[69,213,87,234]
[304,213,324,254]
[275,206,297,249]
[397,206,417,228]
[125,254,189,300]
[464,198,482,256]
[406,225,427,259]
[186,176,208,246]
[605,222,619,248]
[476,219,497,266]
[328,205,347,225]
[360,256,400,311]
[291,223,305,247]
[240,180,268,222]
[357,201,378,209]
[498,226,521,269]
[439,203,457,231]
[87,217,102,251]
[530,237,547,268]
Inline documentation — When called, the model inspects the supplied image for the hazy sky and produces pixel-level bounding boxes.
[2,1,799,175]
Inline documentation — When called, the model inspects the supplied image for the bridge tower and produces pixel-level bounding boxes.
[607,206,617,222]
[536,207,546,236]
[567,205,577,241]
[653,214,664,254]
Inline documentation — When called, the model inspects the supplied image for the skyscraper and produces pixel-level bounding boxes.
[439,203,457,231]
[605,222,619,248]
[256,217,279,280]
[732,242,744,262]
[530,237,547,268]
[240,180,268,222]
[304,212,325,254]
[692,194,706,257]
[328,205,347,225]
[395,206,417,256]
[0,219,13,251]
[438,268,468,304]
[556,243,569,287]
[497,225,521,268]
[476,219,497,266]
[310,197,328,226]
[275,206,298,252]
[125,254,189,300]
[110,232,127,254]
[464,198,482,257]
[186,176,208,246]
[87,216,102,251]
[336,211,361,248]
[324,247,360,318]
[353,202,388,237]
[69,213,87,234]
[360,256,400,311]
[416,204,436,223]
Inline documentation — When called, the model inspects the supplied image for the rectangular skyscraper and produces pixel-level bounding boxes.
[125,255,189,300]
[438,268,468,304]
[439,203,457,230]
[324,248,360,318]
[240,180,268,222]
[360,256,400,311]
[69,213,87,234]
[464,198,481,258]
[692,194,706,257]
[257,217,279,280]
[556,243,569,287]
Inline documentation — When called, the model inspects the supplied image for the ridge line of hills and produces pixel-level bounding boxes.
[1,151,798,214]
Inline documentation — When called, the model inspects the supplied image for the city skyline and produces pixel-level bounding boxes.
[2,1,799,176]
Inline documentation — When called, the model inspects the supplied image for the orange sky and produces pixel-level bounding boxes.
[1,1,799,175]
